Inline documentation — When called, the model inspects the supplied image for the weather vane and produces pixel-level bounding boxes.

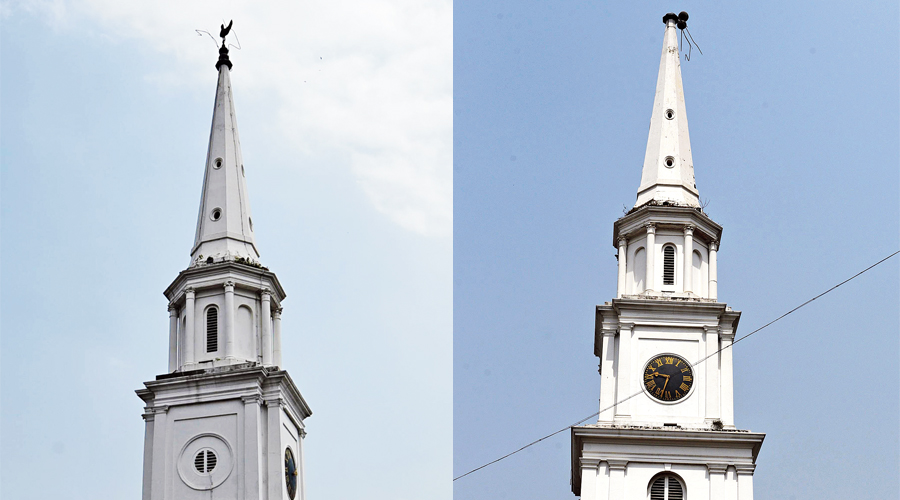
[195,19,241,69]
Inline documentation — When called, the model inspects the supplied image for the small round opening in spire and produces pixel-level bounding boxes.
[214,158,223,170]
[665,109,675,120]
[211,208,223,221]
[664,156,675,168]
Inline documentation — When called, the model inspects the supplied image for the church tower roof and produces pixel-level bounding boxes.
[634,13,700,208]
[190,45,259,265]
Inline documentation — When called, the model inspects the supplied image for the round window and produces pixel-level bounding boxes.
[664,156,675,168]
[210,208,222,221]
[194,449,217,474]
[214,158,223,169]
[665,109,675,120]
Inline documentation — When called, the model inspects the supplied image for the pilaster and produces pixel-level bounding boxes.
[683,225,694,294]
[265,396,285,500]
[184,288,196,369]
[598,329,617,422]
[607,460,627,499]
[704,325,721,422]
[261,289,273,366]
[645,224,657,293]
[242,395,263,500]
[616,237,627,298]
[735,464,756,500]
[579,457,601,500]
[709,240,718,300]
[224,280,236,360]
[614,323,634,419]
[708,463,728,500]
[167,305,178,372]
[273,307,283,367]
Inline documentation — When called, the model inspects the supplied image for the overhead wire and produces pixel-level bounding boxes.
[453,249,899,481]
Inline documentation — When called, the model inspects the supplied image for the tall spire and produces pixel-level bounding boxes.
[190,45,259,264]
[634,13,700,208]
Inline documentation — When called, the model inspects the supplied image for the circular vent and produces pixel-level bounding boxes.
[194,449,217,474]
[214,158,223,169]
[210,208,222,221]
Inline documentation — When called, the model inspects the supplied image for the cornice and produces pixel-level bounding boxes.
[164,261,286,305]
[612,205,723,249]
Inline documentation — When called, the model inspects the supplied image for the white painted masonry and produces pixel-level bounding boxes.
[572,13,763,500]
[138,47,310,500]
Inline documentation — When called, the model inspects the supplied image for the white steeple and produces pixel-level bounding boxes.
[634,14,700,208]
[191,46,259,265]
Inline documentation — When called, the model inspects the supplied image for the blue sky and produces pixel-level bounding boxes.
[1,2,451,499]
[453,1,898,499]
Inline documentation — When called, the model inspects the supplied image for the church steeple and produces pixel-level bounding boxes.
[191,45,259,265]
[634,13,700,208]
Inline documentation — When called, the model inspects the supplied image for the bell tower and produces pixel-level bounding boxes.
[137,33,310,500]
[571,13,764,500]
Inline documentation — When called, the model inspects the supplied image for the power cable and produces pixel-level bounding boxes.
[453,249,899,481]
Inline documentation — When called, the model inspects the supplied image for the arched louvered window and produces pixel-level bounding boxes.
[206,306,218,353]
[649,473,684,500]
[662,245,676,286]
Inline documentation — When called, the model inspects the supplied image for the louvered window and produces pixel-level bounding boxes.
[194,449,217,473]
[662,246,675,285]
[650,474,684,500]
[206,307,218,353]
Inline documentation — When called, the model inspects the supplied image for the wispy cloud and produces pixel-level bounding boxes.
[8,0,452,236]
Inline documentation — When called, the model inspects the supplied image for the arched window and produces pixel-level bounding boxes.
[662,245,676,286]
[206,306,218,353]
[649,473,684,500]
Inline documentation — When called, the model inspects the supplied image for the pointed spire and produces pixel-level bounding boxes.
[190,48,259,265]
[634,13,700,208]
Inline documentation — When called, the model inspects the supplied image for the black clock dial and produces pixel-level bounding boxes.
[642,354,694,402]
[284,448,298,499]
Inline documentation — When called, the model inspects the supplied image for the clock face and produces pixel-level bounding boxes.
[642,354,694,403]
[284,448,297,499]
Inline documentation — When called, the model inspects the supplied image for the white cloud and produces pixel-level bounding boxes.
[9,0,452,237]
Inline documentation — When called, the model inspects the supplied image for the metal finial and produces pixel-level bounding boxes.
[216,20,234,70]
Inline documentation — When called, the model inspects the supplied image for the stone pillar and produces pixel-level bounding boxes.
[645,224,656,293]
[720,329,735,427]
[265,397,284,500]
[735,464,756,500]
[683,225,694,294]
[607,460,627,499]
[273,307,283,367]
[261,289,273,365]
[709,240,718,300]
[614,323,634,419]
[579,458,600,500]
[704,326,721,422]
[598,329,617,422]
[167,305,178,372]
[224,280,236,361]
[708,463,728,500]
[242,395,263,499]
[616,237,627,297]
[184,288,196,367]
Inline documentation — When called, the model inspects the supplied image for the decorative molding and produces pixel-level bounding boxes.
[299,428,307,438]
[224,280,235,290]
[168,305,177,315]
[618,322,635,332]
[683,225,694,236]
[600,328,617,338]
[241,395,262,405]
[734,463,756,475]
[607,459,628,471]
[707,463,729,474]
[260,288,271,299]
[146,405,169,415]
[709,240,719,251]
[185,286,195,298]
[580,457,601,469]
[617,237,628,247]
[273,307,283,317]
[703,325,719,335]
[645,223,657,235]
[264,396,284,408]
